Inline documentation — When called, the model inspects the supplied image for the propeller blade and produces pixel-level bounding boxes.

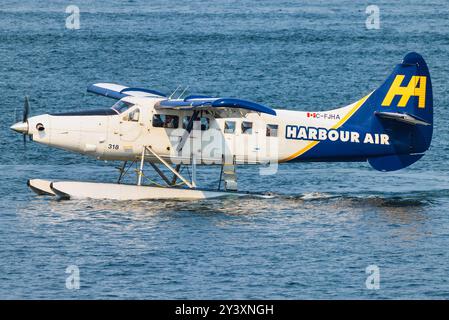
[20,96,31,148]
[23,96,30,123]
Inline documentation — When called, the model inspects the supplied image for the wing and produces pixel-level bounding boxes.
[155,96,277,116]
[88,84,276,116]
[87,83,166,99]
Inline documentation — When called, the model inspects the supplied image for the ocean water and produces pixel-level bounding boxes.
[1,0,449,299]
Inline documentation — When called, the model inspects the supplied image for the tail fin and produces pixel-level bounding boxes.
[366,52,433,171]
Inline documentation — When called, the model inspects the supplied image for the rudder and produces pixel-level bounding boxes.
[366,52,433,171]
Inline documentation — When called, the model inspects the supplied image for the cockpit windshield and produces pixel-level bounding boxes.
[111,100,134,114]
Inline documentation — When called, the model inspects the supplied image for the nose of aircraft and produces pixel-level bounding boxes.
[10,121,29,134]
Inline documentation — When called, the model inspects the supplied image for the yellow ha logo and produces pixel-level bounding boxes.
[381,75,427,108]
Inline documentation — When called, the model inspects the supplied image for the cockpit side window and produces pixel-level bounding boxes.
[125,108,140,122]
[111,100,134,114]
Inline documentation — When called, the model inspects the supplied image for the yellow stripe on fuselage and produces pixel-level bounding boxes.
[280,93,371,162]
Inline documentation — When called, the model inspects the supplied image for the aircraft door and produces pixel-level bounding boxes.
[235,120,258,164]
[181,114,215,164]
[120,106,143,142]
[257,123,279,164]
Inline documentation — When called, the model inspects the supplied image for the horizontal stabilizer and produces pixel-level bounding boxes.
[87,83,166,99]
[375,111,431,126]
[368,153,424,172]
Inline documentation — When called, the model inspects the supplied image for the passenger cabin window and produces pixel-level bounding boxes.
[182,116,210,131]
[241,121,253,134]
[224,121,236,134]
[152,114,179,128]
[125,108,140,122]
[266,124,278,137]
[112,100,134,114]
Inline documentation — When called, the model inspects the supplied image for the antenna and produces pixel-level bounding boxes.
[178,86,190,99]
[168,85,182,99]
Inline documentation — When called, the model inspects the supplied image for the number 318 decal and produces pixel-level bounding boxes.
[108,144,119,150]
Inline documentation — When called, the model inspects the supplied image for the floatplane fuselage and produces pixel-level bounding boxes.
[11,52,433,200]
[15,95,391,164]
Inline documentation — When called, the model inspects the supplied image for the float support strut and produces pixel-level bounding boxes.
[145,146,194,188]
[137,148,145,186]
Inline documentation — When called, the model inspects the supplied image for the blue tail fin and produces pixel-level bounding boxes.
[366,52,433,171]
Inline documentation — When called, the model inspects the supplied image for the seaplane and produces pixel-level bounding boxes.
[10,52,433,200]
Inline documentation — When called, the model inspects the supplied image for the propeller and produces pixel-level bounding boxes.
[10,96,32,146]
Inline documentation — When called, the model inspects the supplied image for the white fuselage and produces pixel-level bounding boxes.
[25,94,387,165]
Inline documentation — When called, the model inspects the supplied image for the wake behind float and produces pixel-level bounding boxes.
[14,52,433,200]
